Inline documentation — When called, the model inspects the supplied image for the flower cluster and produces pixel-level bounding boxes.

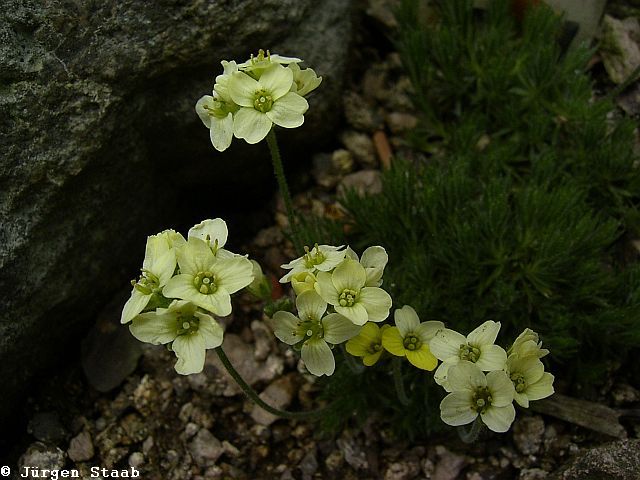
[433,323,555,433]
[274,244,393,375]
[196,49,322,151]
[121,219,255,375]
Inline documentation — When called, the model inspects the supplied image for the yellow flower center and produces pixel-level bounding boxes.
[303,244,326,268]
[367,342,382,354]
[510,372,527,393]
[339,289,358,307]
[459,343,481,363]
[203,98,231,118]
[193,271,218,294]
[176,314,200,335]
[132,270,160,295]
[403,334,422,351]
[296,317,324,344]
[471,386,493,414]
[253,90,274,113]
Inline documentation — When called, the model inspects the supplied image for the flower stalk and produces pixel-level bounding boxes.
[458,416,483,443]
[214,346,325,420]
[392,357,410,406]
[266,128,302,255]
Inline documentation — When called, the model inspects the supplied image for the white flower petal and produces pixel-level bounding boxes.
[195,95,214,128]
[194,311,224,349]
[430,329,467,361]
[447,361,487,392]
[525,373,555,401]
[269,53,302,64]
[129,311,178,344]
[434,361,454,391]
[486,370,515,407]
[440,392,477,426]
[266,92,308,128]
[332,259,366,292]
[162,274,197,301]
[233,108,272,144]
[121,289,152,324]
[394,305,420,337]
[316,246,347,272]
[273,311,303,345]
[467,320,501,346]
[336,303,369,326]
[507,356,545,384]
[229,72,260,106]
[215,256,254,293]
[176,237,216,275]
[481,404,516,433]
[315,271,340,305]
[296,290,327,322]
[322,313,361,344]
[143,233,171,271]
[153,250,177,286]
[199,289,232,317]
[514,392,530,408]
[360,287,392,322]
[173,333,207,375]
[415,321,445,343]
[258,64,294,100]
[210,113,234,152]
[301,339,335,376]
[361,246,388,269]
[475,344,507,371]
[188,218,228,248]
[345,247,359,261]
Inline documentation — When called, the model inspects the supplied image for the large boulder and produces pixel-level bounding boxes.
[0,0,351,428]
[549,439,640,480]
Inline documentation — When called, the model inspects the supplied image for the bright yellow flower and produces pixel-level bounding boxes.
[346,323,390,366]
[381,305,443,371]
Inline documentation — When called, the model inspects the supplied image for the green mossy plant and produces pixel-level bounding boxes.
[301,0,640,437]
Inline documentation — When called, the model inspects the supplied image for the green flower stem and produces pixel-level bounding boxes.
[214,346,324,420]
[392,357,410,406]
[458,416,483,443]
[266,128,302,255]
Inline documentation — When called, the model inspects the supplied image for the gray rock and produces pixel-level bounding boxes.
[81,297,143,393]
[250,374,295,426]
[513,416,546,455]
[188,428,224,468]
[600,15,640,84]
[384,460,421,480]
[433,446,468,480]
[251,320,275,361]
[0,0,352,425]
[338,169,383,197]
[549,439,640,480]
[520,468,548,480]
[298,449,319,479]
[341,130,377,168]
[67,430,95,462]
[27,411,66,443]
[209,334,284,396]
[19,442,66,476]
[337,431,368,471]
[128,451,145,468]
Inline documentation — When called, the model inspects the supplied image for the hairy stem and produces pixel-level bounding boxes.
[214,346,324,420]
[266,128,302,254]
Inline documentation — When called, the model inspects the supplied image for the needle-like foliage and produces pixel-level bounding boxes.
[299,0,640,437]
